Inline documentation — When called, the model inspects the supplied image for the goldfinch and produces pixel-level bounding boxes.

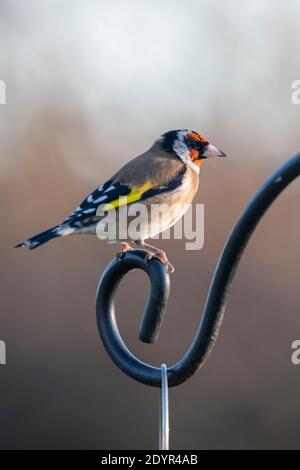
[16,129,226,272]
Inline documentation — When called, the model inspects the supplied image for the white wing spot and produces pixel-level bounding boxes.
[83,208,96,214]
[105,185,116,192]
[56,226,75,236]
[93,195,108,204]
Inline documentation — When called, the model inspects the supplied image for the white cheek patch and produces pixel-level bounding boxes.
[173,139,188,159]
[173,131,200,174]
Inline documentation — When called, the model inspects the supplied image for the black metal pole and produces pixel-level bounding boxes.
[96,153,300,387]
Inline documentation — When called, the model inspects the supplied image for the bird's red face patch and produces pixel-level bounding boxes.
[187,131,208,144]
[189,149,202,166]
[186,131,209,165]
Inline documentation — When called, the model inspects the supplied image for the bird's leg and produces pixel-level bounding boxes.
[116,242,133,259]
[136,241,175,274]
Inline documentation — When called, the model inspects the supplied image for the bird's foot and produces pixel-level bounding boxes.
[143,246,175,274]
[116,242,133,259]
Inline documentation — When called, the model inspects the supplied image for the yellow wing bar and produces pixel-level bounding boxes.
[102,181,153,211]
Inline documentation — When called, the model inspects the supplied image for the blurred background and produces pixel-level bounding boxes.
[1,0,300,450]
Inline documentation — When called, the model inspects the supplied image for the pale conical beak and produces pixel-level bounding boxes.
[203,144,226,158]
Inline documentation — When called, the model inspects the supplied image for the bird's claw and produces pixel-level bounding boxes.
[117,244,175,273]
[116,243,133,260]
[144,250,175,274]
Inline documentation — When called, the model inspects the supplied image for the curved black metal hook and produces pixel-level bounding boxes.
[97,250,170,345]
[96,152,300,388]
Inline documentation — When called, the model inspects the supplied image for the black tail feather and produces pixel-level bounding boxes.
[15,226,61,250]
